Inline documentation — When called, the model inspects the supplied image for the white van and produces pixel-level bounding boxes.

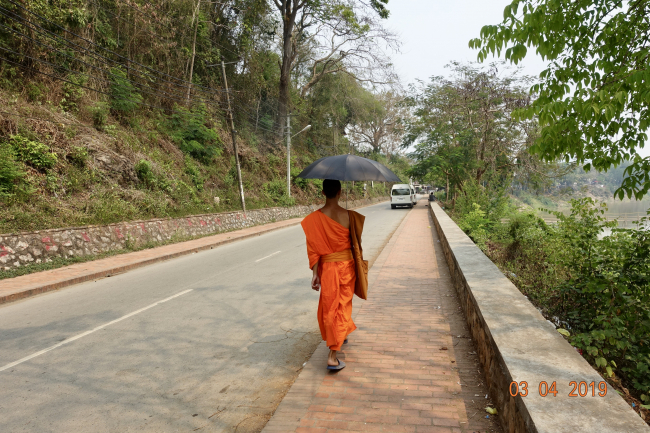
[391,184,416,209]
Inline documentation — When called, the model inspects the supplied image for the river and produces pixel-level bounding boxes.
[537,197,650,235]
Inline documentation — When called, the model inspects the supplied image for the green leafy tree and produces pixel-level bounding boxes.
[271,0,395,133]
[403,63,536,200]
[348,91,406,159]
[469,0,650,199]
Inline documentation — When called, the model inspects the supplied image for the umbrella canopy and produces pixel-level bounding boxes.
[296,154,401,182]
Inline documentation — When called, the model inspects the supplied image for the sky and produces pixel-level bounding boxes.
[384,0,650,158]
[385,0,548,85]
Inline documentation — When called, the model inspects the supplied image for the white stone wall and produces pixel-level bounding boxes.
[0,198,383,270]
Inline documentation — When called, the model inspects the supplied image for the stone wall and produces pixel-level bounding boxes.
[0,197,384,271]
[428,202,649,433]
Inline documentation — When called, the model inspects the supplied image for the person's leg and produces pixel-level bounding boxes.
[320,261,355,368]
[328,337,343,365]
[328,349,339,366]
[318,264,341,367]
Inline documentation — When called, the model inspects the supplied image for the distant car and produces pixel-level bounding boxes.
[391,184,415,209]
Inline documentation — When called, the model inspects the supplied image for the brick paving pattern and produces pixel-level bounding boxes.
[263,205,501,433]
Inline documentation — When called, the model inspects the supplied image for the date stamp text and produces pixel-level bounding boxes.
[509,381,608,397]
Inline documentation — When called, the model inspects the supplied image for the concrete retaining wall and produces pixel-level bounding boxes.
[0,197,384,271]
[428,202,649,433]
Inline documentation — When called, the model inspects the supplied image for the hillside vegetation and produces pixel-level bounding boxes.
[0,0,407,234]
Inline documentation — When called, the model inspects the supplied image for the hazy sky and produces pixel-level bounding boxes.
[386,0,548,85]
[385,0,650,158]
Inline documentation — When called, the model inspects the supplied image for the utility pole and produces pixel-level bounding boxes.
[282,117,310,198]
[221,61,246,213]
[286,114,291,197]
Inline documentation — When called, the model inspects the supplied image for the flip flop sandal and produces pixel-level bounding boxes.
[327,359,346,371]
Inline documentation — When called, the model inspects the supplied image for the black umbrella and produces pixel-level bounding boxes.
[296,154,401,182]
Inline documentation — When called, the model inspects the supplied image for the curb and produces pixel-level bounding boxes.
[0,199,388,306]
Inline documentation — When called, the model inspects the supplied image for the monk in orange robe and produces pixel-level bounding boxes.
[301,179,359,371]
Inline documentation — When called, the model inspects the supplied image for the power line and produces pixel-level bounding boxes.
[4,0,227,97]
[0,4,226,106]
[0,22,229,110]
[1,1,284,138]
[0,54,226,119]
[132,0,243,59]
[90,0,179,51]
[230,100,281,134]
[0,45,229,112]
[86,0,233,99]
[1,39,278,139]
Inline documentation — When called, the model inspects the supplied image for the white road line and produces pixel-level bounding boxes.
[0,289,193,373]
[255,251,281,263]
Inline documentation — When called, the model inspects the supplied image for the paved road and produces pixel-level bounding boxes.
[0,201,415,433]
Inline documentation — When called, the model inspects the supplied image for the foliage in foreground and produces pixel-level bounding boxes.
[470,0,650,199]
[451,196,650,407]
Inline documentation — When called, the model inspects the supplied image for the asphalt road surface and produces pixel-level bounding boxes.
[0,201,416,433]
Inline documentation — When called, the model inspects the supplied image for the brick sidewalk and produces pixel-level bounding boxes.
[263,205,502,433]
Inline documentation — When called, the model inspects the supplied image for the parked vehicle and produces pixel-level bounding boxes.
[391,184,415,209]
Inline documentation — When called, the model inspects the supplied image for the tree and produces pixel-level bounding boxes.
[347,91,405,159]
[270,0,393,134]
[403,63,536,199]
[305,70,367,155]
[297,7,398,97]
[469,0,650,199]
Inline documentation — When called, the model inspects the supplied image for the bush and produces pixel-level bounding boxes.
[452,191,650,405]
[0,143,26,198]
[456,203,489,247]
[184,156,204,191]
[109,68,143,116]
[454,178,510,227]
[67,146,88,168]
[60,73,88,113]
[548,199,650,403]
[25,82,46,102]
[477,198,650,405]
[291,167,309,190]
[167,105,222,163]
[263,179,295,206]
[134,159,155,187]
[9,135,57,170]
[90,102,109,130]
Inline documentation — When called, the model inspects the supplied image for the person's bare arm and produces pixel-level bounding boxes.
[311,262,320,291]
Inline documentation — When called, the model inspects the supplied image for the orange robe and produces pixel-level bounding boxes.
[301,209,357,351]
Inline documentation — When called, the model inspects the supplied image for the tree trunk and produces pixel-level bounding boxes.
[446,173,449,201]
[278,16,293,137]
